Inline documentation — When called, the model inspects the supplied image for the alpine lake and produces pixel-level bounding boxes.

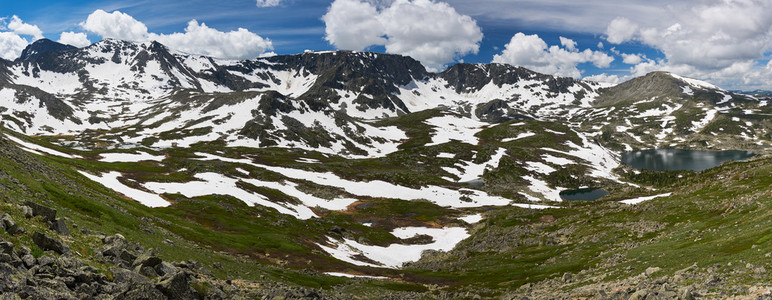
[559,149,755,201]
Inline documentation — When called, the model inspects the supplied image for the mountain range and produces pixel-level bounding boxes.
[0,38,769,298]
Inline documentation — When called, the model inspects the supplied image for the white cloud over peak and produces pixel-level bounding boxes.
[0,32,29,60]
[81,10,273,59]
[583,73,621,85]
[322,0,386,50]
[81,10,148,41]
[7,16,43,40]
[256,0,282,7]
[604,0,772,89]
[149,20,273,59]
[492,32,614,78]
[621,53,643,65]
[0,16,45,60]
[58,31,92,47]
[323,0,483,71]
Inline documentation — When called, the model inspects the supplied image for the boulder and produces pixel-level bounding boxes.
[628,289,649,300]
[644,267,661,276]
[102,234,128,257]
[0,241,14,255]
[50,218,69,235]
[37,255,55,267]
[133,253,163,270]
[120,250,137,264]
[32,232,71,255]
[1,214,19,234]
[156,271,200,299]
[139,265,159,278]
[22,254,36,268]
[121,282,166,300]
[20,205,33,218]
[24,201,57,222]
[156,262,179,277]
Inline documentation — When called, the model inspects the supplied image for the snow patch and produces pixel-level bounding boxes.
[318,227,470,268]
[78,171,170,207]
[502,132,535,142]
[99,152,165,162]
[459,214,483,224]
[5,135,80,158]
[620,193,672,205]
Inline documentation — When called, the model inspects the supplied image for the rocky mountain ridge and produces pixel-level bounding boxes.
[0,39,767,157]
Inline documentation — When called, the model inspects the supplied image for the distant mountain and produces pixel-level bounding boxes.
[573,71,768,151]
[732,89,772,98]
[0,39,598,154]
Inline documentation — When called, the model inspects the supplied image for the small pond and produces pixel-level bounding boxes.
[559,188,609,201]
[621,149,754,172]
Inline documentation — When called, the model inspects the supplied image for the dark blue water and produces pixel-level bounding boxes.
[621,149,754,171]
[559,188,609,201]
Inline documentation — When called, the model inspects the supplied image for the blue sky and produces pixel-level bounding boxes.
[2,0,772,90]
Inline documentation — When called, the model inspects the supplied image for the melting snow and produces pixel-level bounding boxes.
[144,173,318,219]
[445,148,507,182]
[99,152,165,162]
[194,152,513,208]
[669,73,720,90]
[691,109,717,132]
[317,226,470,268]
[620,193,672,205]
[522,175,563,201]
[5,135,80,158]
[78,171,170,207]
[541,154,575,166]
[459,214,483,224]
[525,161,557,174]
[502,132,535,142]
[436,152,455,158]
[324,272,388,279]
[424,115,485,146]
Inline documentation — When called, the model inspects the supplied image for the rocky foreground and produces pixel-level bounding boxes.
[3,200,771,299]
[0,201,338,299]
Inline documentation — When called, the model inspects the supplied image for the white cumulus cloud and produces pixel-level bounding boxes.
[81,10,273,59]
[583,73,622,85]
[323,0,483,71]
[256,0,282,7]
[322,0,386,51]
[0,16,45,60]
[58,32,92,47]
[7,16,43,40]
[605,17,638,44]
[621,53,643,65]
[150,20,273,60]
[492,32,614,78]
[605,0,772,89]
[559,36,577,51]
[81,10,149,41]
[0,31,29,60]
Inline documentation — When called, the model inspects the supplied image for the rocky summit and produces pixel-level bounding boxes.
[0,38,769,299]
